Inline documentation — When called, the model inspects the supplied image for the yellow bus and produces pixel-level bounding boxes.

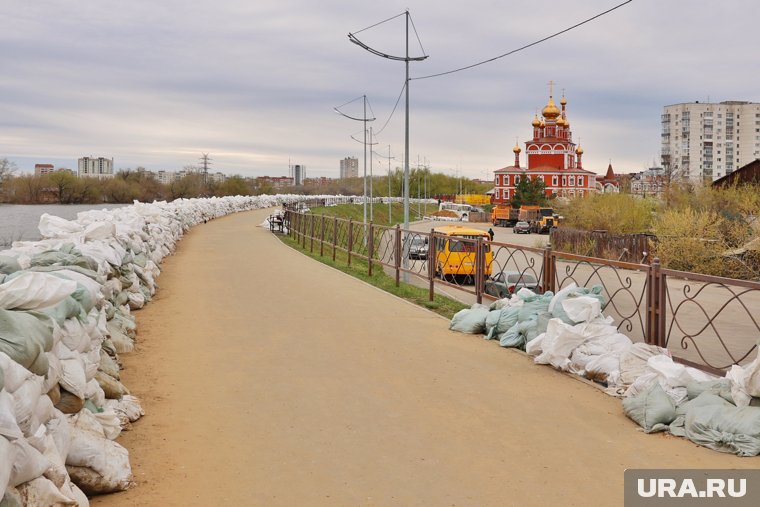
[433,225,493,281]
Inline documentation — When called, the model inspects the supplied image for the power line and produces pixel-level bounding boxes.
[408,13,426,57]
[374,80,407,136]
[352,11,406,35]
[412,0,633,81]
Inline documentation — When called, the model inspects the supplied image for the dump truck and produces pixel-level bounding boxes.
[519,206,557,234]
[491,205,519,227]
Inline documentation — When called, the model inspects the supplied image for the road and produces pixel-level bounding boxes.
[93,208,755,507]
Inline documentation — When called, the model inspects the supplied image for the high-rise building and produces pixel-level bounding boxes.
[340,157,359,179]
[661,101,760,181]
[77,157,114,179]
[293,164,305,186]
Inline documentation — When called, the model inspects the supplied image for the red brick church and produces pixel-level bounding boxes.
[492,87,597,205]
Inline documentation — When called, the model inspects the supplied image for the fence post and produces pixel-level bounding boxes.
[320,214,325,257]
[394,224,401,287]
[475,236,484,305]
[332,216,338,262]
[309,214,315,253]
[368,221,374,276]
[347,219,353,267]
[428,229,436,301]
[654,258,666,348]
[542,242,555,294]
[302,214,307,249]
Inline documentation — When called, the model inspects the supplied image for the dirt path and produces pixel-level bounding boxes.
[93,208,754,507]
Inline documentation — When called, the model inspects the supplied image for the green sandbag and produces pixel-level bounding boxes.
[499,319,537,349]
[449,307,490,335]
[0,309,54,376]
[29,250,99,272]
[517,292,554,323]
[686,379,734,404]
[0,256,21,275]
[622,382,676,433]
[38,296,86,327]
[485,307,520,340]
[682,393,760,456]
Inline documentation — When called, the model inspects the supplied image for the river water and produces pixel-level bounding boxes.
[0,203,127,246]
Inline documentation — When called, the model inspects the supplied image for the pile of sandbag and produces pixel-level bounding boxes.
[1,195,299,504]
[449,281,760,457]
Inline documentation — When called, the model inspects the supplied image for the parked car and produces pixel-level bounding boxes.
[513,221,531,234]
[484,271,539,298]
[407,236,429,260]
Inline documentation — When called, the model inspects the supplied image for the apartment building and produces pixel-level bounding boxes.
[339,157,359,179]
[78,157,114,179]
[661,101,760,181]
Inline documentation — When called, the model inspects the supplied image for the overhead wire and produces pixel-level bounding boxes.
[352,11,406,35]
[373,80,407,136]
[408,13,427,57]
[412,0,633,81]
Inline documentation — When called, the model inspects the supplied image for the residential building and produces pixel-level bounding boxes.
[78,157,114,179]
[492,90,597,205]
[661,101,760,182]
[209,172,226,184]
[340,157,359,179]
[293,164,305,186]
[34,164,55,176]
[630,167,666,198]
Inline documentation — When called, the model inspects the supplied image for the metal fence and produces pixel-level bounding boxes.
[284,211,760,375]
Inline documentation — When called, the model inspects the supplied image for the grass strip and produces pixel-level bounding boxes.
[278,234,468,320]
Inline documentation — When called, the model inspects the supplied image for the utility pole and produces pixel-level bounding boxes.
[334,95,375,223]
[348,11,428,279]
[370,126,374,222]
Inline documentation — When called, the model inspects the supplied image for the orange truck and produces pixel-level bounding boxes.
[491,205,519,227]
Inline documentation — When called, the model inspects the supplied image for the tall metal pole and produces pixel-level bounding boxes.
[370,126,374,222]
[363,95,368,224]
[388,144,392,224]
[403,11,410,279]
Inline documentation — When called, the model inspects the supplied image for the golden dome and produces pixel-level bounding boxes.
[539,120,546,128]
[541,96,561,120]
[556,117,566,127]
[531,115,541,127]
[513,144,521,154]
[575,145,584,155]
[560,95,567,106]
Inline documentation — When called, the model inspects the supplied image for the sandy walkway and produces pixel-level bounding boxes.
[93,208,754,507]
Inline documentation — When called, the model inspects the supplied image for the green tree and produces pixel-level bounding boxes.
[511,176,548,208]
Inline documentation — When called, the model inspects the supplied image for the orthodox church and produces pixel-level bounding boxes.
[492,88,597,205]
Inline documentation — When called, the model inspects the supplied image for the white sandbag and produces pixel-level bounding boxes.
[37,214,84,239]
[17,476,76,506]
[83,221,115,242]
[0,352,34,393]
[548,282,577,314]
[725,352,760,407]
[65,412,132,494]
[82,348,101,383]
[58,359,86,400]
[104,395,144,424]
[11,376,44,436]
[0,390,23,439]
[0,272,77,311]
[126,291,145,310]
[619,342,668,386]
[92,410,122,440]
[534,318,587,370]
[525,332,544,356]
[8,438,50,488]
[59,319,90,354]
[84,379,106,409]
[45,412,72,464]
[42,353,62,394]
[0,436,12,502]
[560,296,602,322]
[647,354,713,389]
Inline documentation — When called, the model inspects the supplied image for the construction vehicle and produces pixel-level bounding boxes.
[519,206,557,234]
[491,205,520,227]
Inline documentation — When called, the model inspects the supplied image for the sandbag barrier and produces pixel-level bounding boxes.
[0,194,351,504]
[450,284,760,457]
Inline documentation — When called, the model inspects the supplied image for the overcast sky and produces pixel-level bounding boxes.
[1,0,758,180]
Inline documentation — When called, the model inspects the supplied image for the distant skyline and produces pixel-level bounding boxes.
[1,0,758,180]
